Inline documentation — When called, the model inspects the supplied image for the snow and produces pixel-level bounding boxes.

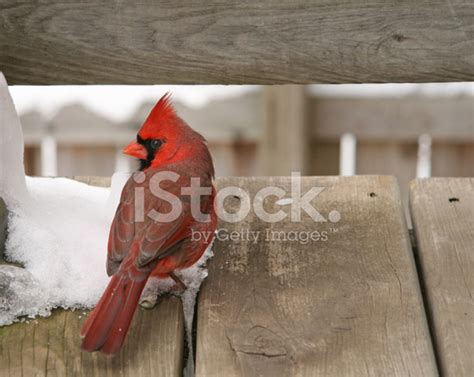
[106,172,132,219]
[1,72,114,324]
[0,73,27,203]
[1,71,214,376]
[140,246,214,377]
[1,177,111,325]
[0,265,49,325]
[181,247,214,377]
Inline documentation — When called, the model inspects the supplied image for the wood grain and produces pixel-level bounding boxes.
[196,176,437,376]
[0,1,473,84]
[0,297,184,377]
[410,178,474,377]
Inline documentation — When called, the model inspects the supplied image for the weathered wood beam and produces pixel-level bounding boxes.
[0,1,473,84]
[410,178,474,376]
[197,176,438,376]
[0,298,185,377]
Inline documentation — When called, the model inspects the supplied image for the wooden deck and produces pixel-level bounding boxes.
[410,178,474,376]
[1,176,472,376]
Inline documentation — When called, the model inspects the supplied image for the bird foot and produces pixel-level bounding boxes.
[169,271,187,294]
[169,283,186,295]
[139,272,187,308]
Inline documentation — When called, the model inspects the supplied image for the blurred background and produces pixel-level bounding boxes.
[9,83,474,213]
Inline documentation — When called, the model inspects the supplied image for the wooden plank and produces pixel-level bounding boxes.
[0,1,472,84]
[310,97,474,142]
[0,297,184,377]
[410,178,474,377]
[196,176,437,376]
[0,176,184,376]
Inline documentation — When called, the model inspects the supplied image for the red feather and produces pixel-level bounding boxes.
[139,92,177,140]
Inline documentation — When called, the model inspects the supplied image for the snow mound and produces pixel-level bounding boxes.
[0,72,27,203]
[1,177,111,325]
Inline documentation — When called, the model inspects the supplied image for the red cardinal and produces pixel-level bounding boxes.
[80,93,217,354]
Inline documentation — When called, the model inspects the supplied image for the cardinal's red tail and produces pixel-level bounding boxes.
[80,272,148,354]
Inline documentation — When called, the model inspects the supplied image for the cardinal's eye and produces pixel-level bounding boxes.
[150,139,163,149]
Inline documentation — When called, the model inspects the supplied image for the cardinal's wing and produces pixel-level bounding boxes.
[107,178,136,275]
[106,173,192,275]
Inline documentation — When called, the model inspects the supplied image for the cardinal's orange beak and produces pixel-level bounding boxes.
[123,141,147,159]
